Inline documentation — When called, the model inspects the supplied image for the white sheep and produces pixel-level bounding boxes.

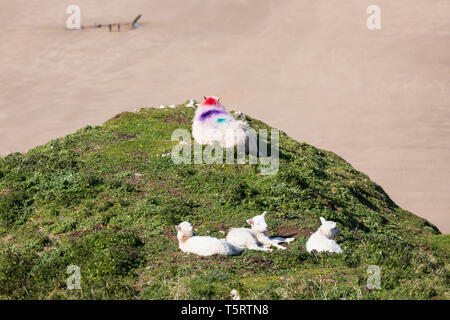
[176,221,243,256]
[306,217,343,254]
[192,96,256,152]
[226,211,295,252]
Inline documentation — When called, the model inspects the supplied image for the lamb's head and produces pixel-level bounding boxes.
[176,221,193,242]
[246,211,269,233]
[318,217,339,239]
[201,96,224,109]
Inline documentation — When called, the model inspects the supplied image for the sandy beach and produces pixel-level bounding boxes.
[0,0,449,232]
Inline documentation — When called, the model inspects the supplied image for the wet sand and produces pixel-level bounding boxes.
[0,0,449,232]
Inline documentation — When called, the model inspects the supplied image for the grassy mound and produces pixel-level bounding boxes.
[0,103,448,299]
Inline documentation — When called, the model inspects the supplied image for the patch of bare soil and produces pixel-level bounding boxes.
[165,111,189,124]
[275,226,302,238]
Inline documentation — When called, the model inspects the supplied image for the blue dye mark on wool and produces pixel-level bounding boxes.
[216,118,226,123]
[199,109,227,121]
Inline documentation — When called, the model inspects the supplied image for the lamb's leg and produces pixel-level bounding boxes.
[272,243,287,250]
[258,235,287,250]
[248,243,273,252]
[270,236,295,244]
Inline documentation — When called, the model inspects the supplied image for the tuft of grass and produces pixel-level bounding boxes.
[0,102,448,299]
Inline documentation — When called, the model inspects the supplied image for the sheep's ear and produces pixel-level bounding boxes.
[175,225,181,231]
[261,211,267,218]
[320,217,326,225]
[217,96,220,102]
[246,219,254,225]
[203,96,207,100]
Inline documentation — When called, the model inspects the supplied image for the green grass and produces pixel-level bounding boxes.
[0,102,448,299]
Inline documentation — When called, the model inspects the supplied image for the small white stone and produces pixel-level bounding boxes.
[230,289,240,300]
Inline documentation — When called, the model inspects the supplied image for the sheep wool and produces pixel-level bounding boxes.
[306,217,343,254]
[226,211,295,251]
[192,96,254,149]
[176,221,243,256]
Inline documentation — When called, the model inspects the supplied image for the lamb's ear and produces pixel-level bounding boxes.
[203,96,207,100]
[261,211,267,218]
[246,219,254,225]
[217,96,220,102]
[175,225,181,231]
[320,217,326,225]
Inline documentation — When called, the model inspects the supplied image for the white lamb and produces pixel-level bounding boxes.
[176,221,243,256]
[226,211,295,252]
[306,217,343,254]
[192,96,256,151]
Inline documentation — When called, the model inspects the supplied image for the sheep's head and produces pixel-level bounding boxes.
[318,217,339,239]
[246,211,269,233]
[176,221,193,242]
[201,96,223,108]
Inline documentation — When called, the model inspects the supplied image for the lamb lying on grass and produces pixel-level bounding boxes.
[306,217,343,254]
[226,211,295,252]
[176,221,243,256]
[192,96,255,150]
